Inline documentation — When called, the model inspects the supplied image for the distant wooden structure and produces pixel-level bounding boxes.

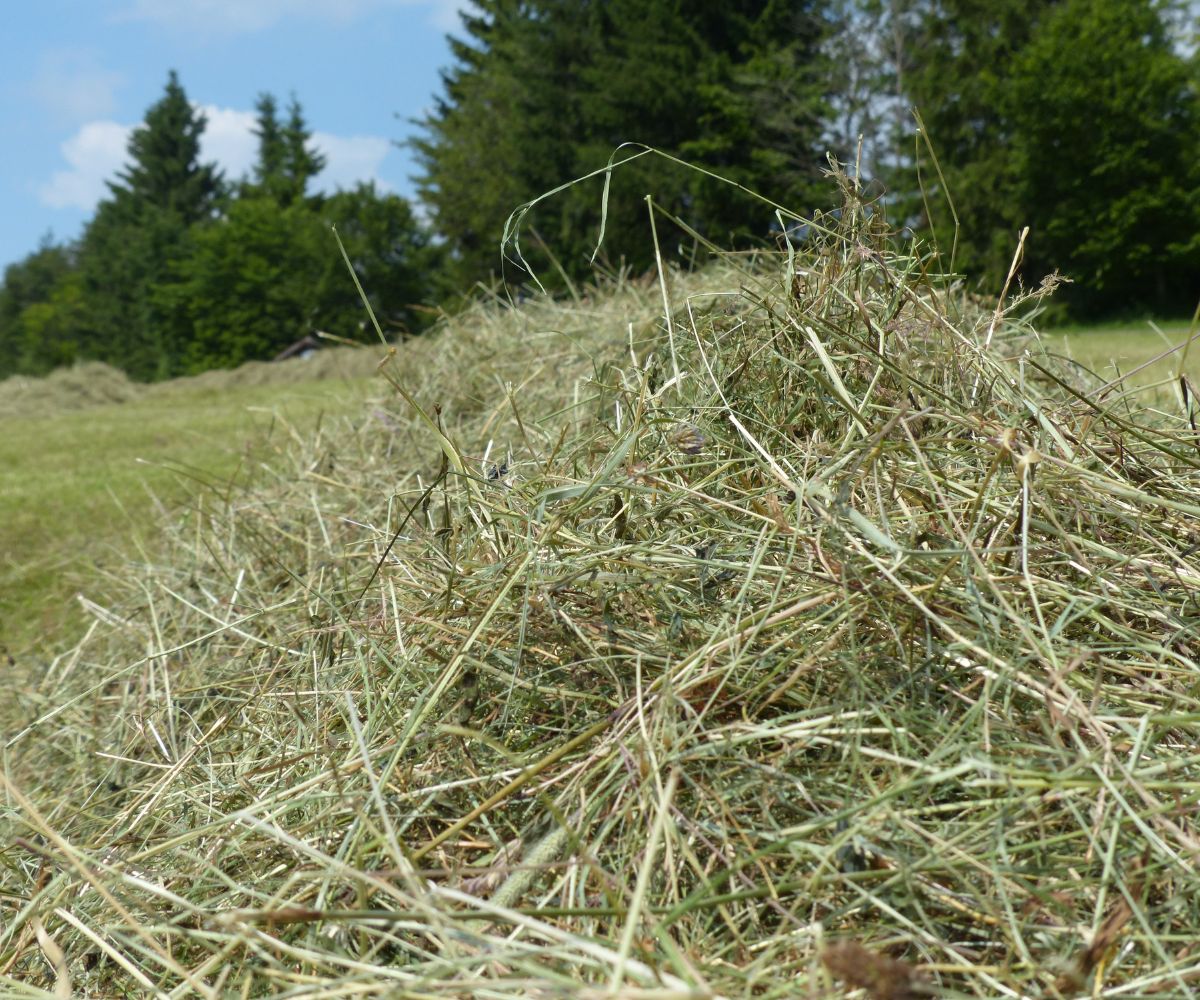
[273,334,322,362]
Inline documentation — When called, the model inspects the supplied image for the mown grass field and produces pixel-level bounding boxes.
[0,352,382,654]
[1045,318,1198,398]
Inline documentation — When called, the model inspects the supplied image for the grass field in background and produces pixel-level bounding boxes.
[0,356,380,654]
[2,320,1196,657]
[1043,317,1199,395]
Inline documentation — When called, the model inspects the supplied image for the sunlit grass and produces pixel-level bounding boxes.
[1046,318,1199,397]
[0,359,377,653]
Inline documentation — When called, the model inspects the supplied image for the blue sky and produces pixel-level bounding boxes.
[1,0,466,272]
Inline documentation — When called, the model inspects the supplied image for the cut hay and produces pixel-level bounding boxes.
[4,182,1200,997]
[0,361,141,419]
[0,345,384,420]
[153,342,386,393]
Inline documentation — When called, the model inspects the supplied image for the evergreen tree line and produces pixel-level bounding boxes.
[417,0,1199,317]
[2,0,1197,381]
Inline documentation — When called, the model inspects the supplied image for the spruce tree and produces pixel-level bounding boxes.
[880,0,1058,286]
[250,93,288,200]
[414,0,833,288]
[76,70,223,379]
[249,93,325,206]
[114,70,223,224]
[282,95,327,204]
[413,0,571,288]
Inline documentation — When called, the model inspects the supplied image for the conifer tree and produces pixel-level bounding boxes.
[114,70,223,223]
[413,0,573,287]
[282,95,327,204]
[879,0,1057,285]
[250,93,324,205]
[414,0,833,288]
[0,78,436,379]
[250,93,288,199]
[76,70,223,379]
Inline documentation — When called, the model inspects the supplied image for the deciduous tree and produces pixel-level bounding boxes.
[1006,0,1200,315]
[0,239,81,375]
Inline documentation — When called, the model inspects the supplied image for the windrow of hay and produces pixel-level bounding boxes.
[4,182,1200,997]
[0,344,383,420]
[0,361,142,418]
[157,341,387,393]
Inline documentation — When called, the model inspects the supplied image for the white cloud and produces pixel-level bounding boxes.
[38,121,131,209]
[311,132,393,192]
[197,105,258,180]
[196,106,394,192]
[118,0,319,33]
[117,0,470,34]
[28,50,125,123]
[38,106,395,212]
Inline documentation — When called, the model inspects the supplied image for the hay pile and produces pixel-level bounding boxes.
[4,188,1200,997]
[154,342,385,393]
[0,361,141,418]
[0,345,382,420]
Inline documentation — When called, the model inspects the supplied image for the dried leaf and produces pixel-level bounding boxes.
[1055,855,1146,994]
[822,940,925,1000]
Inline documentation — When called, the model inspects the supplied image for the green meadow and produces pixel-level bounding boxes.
[1045,318,1200,396]
[0,352,379,653]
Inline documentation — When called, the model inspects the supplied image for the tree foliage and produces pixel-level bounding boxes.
[164,197,319,372]
[248,93,328,207]
[414,0,833,287]
[115,70,224,223]
[879,0,1199,314]
[170,185,437,373]
[878,0,1056,283]
[250,94,288,198]
[0,74,434,380]
[1005,0,1200,315]
[0,239,81,374]
[317,183,439,338]
[71,71,224,380]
